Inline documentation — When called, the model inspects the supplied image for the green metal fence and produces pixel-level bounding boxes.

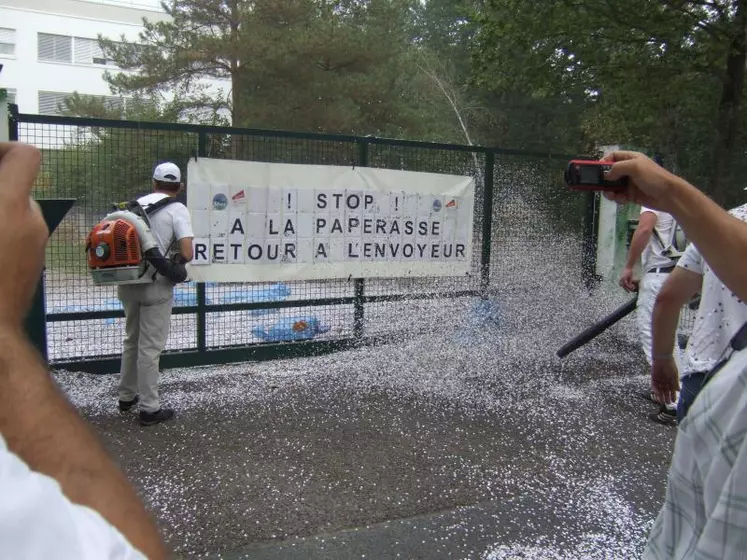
[9,106,595,373]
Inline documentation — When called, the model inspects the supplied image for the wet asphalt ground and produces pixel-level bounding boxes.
[54,315,677,560]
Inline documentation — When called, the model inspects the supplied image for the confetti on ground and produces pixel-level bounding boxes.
[50,205,687,558]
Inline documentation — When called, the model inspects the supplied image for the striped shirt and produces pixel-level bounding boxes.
[644,342,747,558]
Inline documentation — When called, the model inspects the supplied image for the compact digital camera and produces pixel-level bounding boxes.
[564,160,628,191]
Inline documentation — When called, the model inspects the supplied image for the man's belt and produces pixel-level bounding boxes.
[647,265,676,274]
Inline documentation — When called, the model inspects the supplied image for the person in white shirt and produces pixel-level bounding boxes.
[650,202,747,423]
[117,162,194,426]
[620,190,682,425]
[603,149,747,559]
[0,141,167,558]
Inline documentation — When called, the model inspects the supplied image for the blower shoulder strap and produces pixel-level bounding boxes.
[651,217,688,262]
[110,196,179,221]
[143,196,180,216]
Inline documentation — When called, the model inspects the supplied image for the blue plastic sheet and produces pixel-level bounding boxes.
[253,316,331,342]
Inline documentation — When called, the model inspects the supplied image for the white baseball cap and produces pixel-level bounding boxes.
[153,162,181,183]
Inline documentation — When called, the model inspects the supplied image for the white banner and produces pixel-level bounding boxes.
[185,157,475,282]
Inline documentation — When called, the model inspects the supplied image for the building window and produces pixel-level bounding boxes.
[38,91,70,115]
[0,28,15,56]
[38,33,73,63]
[38,90,127,116]
[74,37,118,67]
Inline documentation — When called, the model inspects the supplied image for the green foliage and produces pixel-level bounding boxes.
[39,127,196,210]
[470,0,747,206]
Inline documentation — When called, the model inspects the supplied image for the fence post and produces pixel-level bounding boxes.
[480,151,495,296]
[196,132,208,352]
[582,190,601,291]
[28,200,76,363]
[353,140,368,341]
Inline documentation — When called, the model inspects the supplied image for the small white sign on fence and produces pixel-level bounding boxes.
[186,157,476,282]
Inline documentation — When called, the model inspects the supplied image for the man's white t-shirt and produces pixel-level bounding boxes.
[676,203,747,378]
[640,206,677,272]
[138,192,194,256]
[0,434,146,559]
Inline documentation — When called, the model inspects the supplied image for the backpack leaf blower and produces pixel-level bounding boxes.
[556,296,638,359]
[86,197,188,286]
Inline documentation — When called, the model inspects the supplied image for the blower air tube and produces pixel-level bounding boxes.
[556,296,638,359]
[143,248,188,284]
[102,211,187,284]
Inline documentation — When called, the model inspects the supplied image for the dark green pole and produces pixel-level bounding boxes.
[480,152,495,296]
[196,132,208,353]
[582,190,601,291]
[27,199,76,362]
[353,141,368,342]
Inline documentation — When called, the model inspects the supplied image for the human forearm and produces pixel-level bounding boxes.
[652,298,682,359]
[0,328,168,559]
[626,228,652,269]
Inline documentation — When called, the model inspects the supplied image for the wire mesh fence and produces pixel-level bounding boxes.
[13,111,596,370]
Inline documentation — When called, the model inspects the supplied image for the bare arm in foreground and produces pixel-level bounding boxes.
[604,151,747,303]
[0,142,168,559]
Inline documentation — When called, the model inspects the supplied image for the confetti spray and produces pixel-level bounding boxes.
[49,168,670,559]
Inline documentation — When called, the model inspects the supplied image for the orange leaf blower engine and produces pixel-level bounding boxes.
[86,197,188,286]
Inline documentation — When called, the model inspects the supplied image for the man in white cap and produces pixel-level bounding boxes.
[117,162,194,426]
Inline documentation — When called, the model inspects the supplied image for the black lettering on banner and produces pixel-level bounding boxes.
[389,243,400,258]
[431,222,441,236]
[403,244,414,258]
[363,219,373,235]
[231,244,242,260]
[284,219,295,235]
[248,244,263,261]
[348,217,360,233]
[363,243,372,258]
[348,243,359,258]
[376,219,386,235]
[418,221,428,236]
[348,194,360,210]
[285,243,296,259]
[268,219,279,235]
[332,193,344,209]
[317,193,327,209]
[417,243,427,257]
[316,218,327,234]
[431,244,440,259]
[195,243,208,261]
[230,219,245,235]
[405,221,414,235]
[443,244,453,258]
[331,219,343,234]
[456,244,466,258]
[267,245,279,261]
[213,243,225,261]
[364,194,374,209]
[316,243,328,258]
[390,220,400,235]
[375,243,386,258]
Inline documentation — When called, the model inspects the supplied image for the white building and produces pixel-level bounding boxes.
[0,0,226,116]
